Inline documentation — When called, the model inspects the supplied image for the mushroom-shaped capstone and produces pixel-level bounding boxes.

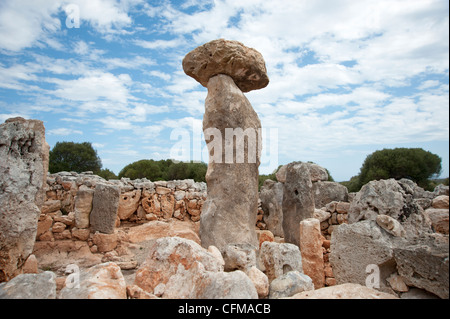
[182,39,269,93]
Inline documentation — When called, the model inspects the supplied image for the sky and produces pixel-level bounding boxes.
[0,0,448,182]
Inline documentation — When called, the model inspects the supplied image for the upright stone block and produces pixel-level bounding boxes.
[282,162,315,246]
[300,218,325,289]
[0,117,49,282]
[89,183,120,234]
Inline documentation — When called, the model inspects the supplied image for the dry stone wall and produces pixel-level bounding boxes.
[37,172,207,245]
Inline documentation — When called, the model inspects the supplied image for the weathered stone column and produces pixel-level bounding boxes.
[281,162,315,246]
[0,117,49,282]
[299,218,325,289]
[183,39,269,251]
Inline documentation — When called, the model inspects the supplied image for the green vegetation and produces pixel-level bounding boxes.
[341,148,443,192]
[118,159,207,182]
[49,142,446,192]
[96,168,118,180]
[49,141,102,174]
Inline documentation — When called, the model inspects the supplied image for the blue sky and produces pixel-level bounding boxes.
[0,0,448,181]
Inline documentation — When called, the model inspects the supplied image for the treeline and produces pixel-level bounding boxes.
[49,142,447,191]
[340,148,444,192]
[118,159,207,182]
[48,141,207,182]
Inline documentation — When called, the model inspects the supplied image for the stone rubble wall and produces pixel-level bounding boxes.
[37,171,207,246]
[314,201,351,287]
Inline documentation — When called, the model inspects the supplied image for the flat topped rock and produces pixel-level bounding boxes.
[182,39,269,93]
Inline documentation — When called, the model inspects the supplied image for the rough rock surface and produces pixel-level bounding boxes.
[118,189,141,220]
[312,181,349,209]
[89,183,120,234]
[182,39,269,93]
[331,179,449,298]
[300,218,325,289]
[348,179,421,224]
[259,179,284,237]
[330,220,397,293]
[74,186,94,229]
[59,262,127,299]
[0,271,56,299]
[0,117,49,282]
[199,74,261,251]
[394,236,449,299]
[134,237,223,293]
[376,214,405,237]
[269,271,314,299]
[163,261,258,299]
[282,162,315,246]
[290,283,399,299]
[222,243,257,272]
[259,241,303,283]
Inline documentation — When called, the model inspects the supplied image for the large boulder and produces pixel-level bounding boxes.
[182,39,269,93]
[259,241,303,283]
[0,271,56,299]
[59,262,127,299]
[330,220,398,294]
[312,181,348,209]
[134,237,223,294]
[269,271,314,299]
[282,162,315,246]
[259,179,284,237]
[394,235,449,299]
[331,179,449,298]
[163,261,258,299]
[348,179,423,224]
[290,283,398,299]
[0,117,49,282]
[118,189,141,220]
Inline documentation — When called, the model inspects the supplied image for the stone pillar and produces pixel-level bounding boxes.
[89,183,120,234]
[299,218,325,289]
[282,162,315,246]
[0,117,49,282]
[182,39,269,251]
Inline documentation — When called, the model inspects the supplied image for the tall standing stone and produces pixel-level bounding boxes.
[89,183,120,234]
[183,39,269,251]
[260,179,284,237]
[0,117,49,282]
[299,218,325,289]
[282,162,315,246]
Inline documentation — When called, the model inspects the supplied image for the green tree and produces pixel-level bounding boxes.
[49,141,102,174]
[118,159,207,182]
[97,168,118,180]
[357,148,442,190]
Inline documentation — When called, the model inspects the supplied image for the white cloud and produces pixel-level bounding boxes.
[0,0,61,52]
[67,0,133,34]
[50,71,132,104]
[418,80,441,90]
[133,38,185,50]
[73,40,89,55]
[92,142,105,148]
[48,127,83,135]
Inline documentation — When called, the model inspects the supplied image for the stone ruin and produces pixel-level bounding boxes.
[0,40,449,299]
